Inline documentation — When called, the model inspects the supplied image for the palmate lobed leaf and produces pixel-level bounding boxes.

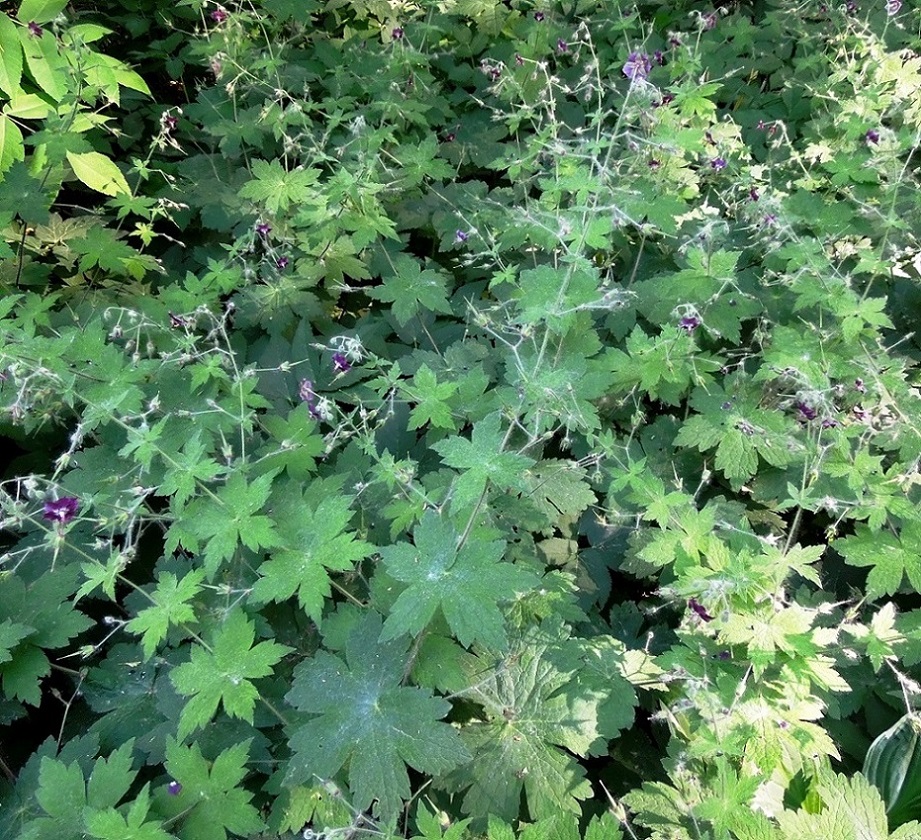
[284,611,470,823]
[379,510,539,649]
[250,485,375,623]
[440,621,604,822]
[170,608,291,741]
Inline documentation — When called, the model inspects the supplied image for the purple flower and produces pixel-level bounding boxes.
[711,157,727,171]
[167,781,182,796]
[717,650,731,660]
[557,38,568,54]
[391,26,404,40]
[689,598,714,622]
[27,21,42,37]
[846,0,858,13]
[332,352,351,374]
[821,417,839,428]
[455,229,468,243]
[648,159,661,169]
[299,378,315,404]
[534,11,545,21]
[255,221,272,236]
[653,50,665,65]
[515,53,524,66]
[703,11,717,29]
[622,52,652,81]
[669,35,681,48]
[887,0,902,14]
[678,315,701,332]
[853,405,868,421]
[276,256,289,270]
[43,497,79,525]
[866,129,880,145]
[210,7,228,23]
[162,114,178,132]
[796,402,817,421]
[855,377,867,393]
[749,187,760,201]
[763,213,777,226]
[169,312,188,329]
[299,379,321,419]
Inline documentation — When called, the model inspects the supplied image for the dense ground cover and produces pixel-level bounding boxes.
[3,0,921,837]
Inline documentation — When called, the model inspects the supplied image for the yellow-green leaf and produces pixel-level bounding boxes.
[61,23,111,44]
[17,0,69,24]
[0,14,23,97]
[65,151,131,197]
[3,92,52,119]
[0,115,25,173]
[19,26,67,102]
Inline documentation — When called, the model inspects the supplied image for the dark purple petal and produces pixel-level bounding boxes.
[255,222,272,236]
[534,11,545,21]
[169,312,187,329]
[689,598,714,622]
[391,26,404,40]
[865,129,880,145]
[796,402,817,421]
[557,38,568,53]
[332,353,351,374]
[210,7,228,23]
[27,21,43,37]
[167,781,182,796]
[43,497,79,525]
[678,315,701,332]
[710,157,727,171]
[455,229,468,243]
[276,256,289,269]
[854,377,867,393]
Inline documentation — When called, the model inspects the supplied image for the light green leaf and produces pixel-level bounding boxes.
[0,14,23,96]
[441,622,598,821]
[17,0,69,23]
[158,740,264,840]
[127,569,206,660]
[19,26,67,101]
[66,151,132,197]
[251,489,374,623]
[2,91,52,119]
[170,608,291,741]
[368,253,453,325]
[0,115,25,173]
[238,158,320,214]
[379,511,537,649]
[0,619,32,665]
[432,412,535,514]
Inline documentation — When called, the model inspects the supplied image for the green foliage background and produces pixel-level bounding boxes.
[3,0,921,838]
